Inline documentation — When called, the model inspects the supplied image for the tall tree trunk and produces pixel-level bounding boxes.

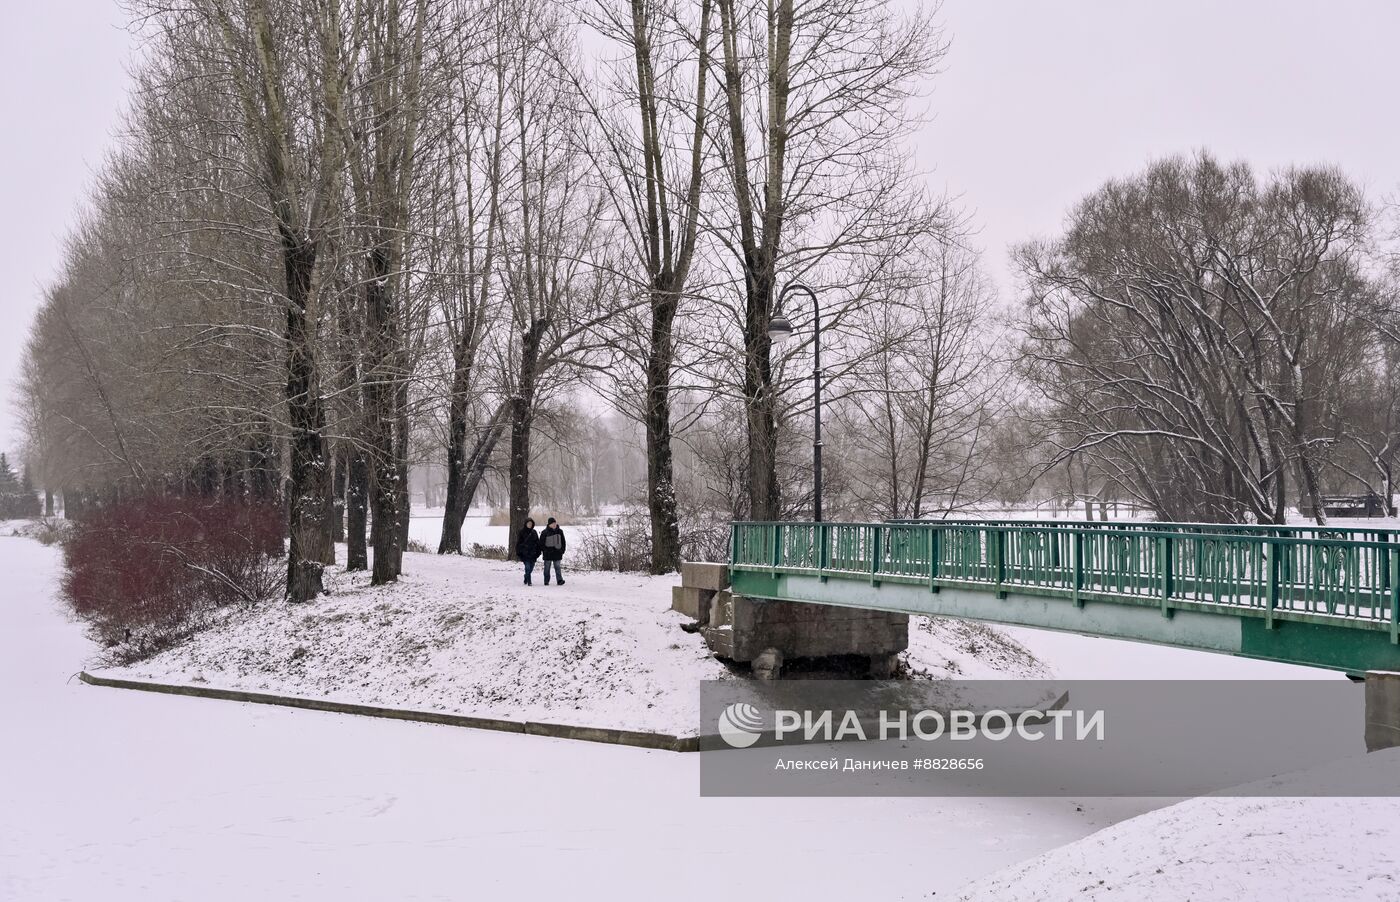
[507,395,532,560]
[395,379,412,551]
[438,374,503,555]
[645,285,682,572]
[717,0,789,522]
[459,404,509,522]
[346,448,369,570]
[330,444,346,543]
[364,245,402,585]
[283,236,332,603]
[506,322,546,559]
[744,278,780,521]
[438,375,473,554]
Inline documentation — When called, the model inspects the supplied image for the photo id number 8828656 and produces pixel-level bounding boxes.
[913,758,985,770]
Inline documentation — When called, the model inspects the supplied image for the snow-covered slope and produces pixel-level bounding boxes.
[956,748,1400,901]
[106,549,1049,734]
[113,551,724,733]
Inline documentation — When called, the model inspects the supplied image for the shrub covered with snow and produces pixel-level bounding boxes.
[61,496,284,661]
[577,512,653,571]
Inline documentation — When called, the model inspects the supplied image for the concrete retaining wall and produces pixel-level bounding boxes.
[80,671,699,752]
[1366,671,1400,752]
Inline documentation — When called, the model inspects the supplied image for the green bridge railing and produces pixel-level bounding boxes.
[889,517,1400,545]
[730,521,1400,643]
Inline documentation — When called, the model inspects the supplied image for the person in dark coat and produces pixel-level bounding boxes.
[516,518,541,585]
[540,517,566,586]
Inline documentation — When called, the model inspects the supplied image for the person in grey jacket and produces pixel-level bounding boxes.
[540,517,566,586]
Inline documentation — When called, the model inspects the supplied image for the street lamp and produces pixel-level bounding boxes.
[767,281,823,522]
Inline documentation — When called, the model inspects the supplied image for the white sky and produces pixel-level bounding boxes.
[1,0,1398,456]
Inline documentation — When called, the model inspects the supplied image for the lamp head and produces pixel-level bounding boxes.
[767,314,793,343]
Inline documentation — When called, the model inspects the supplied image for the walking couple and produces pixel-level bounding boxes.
[516,517,566,586]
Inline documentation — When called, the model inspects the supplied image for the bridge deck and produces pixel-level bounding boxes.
[729,521,1400,673]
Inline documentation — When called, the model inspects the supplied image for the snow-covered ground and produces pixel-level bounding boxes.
[0,534,1166,900]
[104,547,1047,735]
[8,521,1393,901]
[112,549,725,734]
[957,749,1400,901]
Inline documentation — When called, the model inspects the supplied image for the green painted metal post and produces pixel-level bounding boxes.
[1390,544,1399,645]
[1159,532,1170,602]
[929,526,941,593]
[1378,532,1389,602]
[1073,530,1084,607]
[871,525,883,586]
[771,523,782,574]
[1159,534,1174,618]
[994,528,1007,598]
[1266,538,1279,631]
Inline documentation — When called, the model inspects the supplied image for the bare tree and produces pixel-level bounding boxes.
[1018,153,1372,524]
[709,0,947,520]
[837,237,1008,518]
[575,0,713,572]
[436,0,507,554]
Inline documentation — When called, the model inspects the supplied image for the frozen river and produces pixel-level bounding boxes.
[0,532,1312,901]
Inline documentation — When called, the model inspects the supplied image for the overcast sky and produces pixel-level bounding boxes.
[1,0,1397,458]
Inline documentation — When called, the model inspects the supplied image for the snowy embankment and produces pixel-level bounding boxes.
[103,548,1048,736]
[957,748,1400,901]
[0,535,1159,901]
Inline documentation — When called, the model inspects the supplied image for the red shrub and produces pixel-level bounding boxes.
[61,496,284,661]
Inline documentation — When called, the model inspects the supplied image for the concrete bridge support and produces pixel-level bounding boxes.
[1365,671,1400,752]
[673,562,908,679]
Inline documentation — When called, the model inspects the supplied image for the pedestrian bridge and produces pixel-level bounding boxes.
[728,519,1400,674]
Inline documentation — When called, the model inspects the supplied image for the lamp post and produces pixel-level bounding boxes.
[767,281,823,522]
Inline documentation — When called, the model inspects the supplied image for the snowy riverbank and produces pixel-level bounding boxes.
[957,748,1400,901]
[101,547,1048,735]
[9,528,1395,900]
[0,535,1156,900]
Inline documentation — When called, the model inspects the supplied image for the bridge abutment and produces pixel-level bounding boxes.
[1365,671,1400,752]
[674,562,909,678]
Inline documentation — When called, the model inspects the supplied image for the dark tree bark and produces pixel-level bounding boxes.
[438,374,475,554]
[627,0,712,571]
[282,234,334,602]
[461,416,506,512]
[363,245,403,585]
[395,378,412,551]
[438,396,503,554]
[644,292,682,570]
[346,448,369,570]
[716,0,791,522]
[330,443,346,543]
[506,321,547,560]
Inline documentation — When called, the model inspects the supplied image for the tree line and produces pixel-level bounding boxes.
[21,0,1003,600]
[19,2,1400,606]
[1018,154,1400,525]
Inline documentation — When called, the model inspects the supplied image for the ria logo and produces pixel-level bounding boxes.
[717,702,765,748]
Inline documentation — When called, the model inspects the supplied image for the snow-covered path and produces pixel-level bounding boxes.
[1,535,1167,901]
